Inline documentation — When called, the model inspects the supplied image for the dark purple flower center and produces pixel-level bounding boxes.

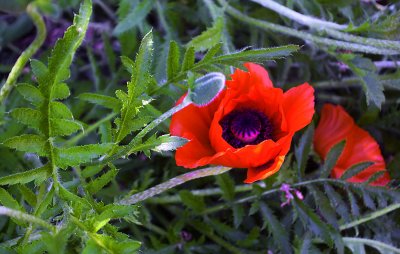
[219,109,273,148]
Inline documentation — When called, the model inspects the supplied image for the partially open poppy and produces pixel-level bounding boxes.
[170,63,314,183]
[314,104,391,186]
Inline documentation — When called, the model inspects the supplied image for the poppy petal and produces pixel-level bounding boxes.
[282,83,315,132]
[170,92,224,168]
[226,63,273,95]
[314,104,390,186]
[314,104,354,160]
[244,155,285,183]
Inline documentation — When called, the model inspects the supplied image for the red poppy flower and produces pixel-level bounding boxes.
[314,104,391,186]
[170,63,315,183]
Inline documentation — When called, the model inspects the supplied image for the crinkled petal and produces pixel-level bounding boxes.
[245,155,285,183]
[170,92,224,168]
[282,83,315,132]
[314,104,390,186]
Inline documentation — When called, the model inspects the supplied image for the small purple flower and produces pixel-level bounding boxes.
[280,183,303,207]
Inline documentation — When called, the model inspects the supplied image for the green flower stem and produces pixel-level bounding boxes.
[218,0,398,55]
[86,97,192,166]
[148,183,265,204]
[0,206,55,233]
[322,28,400,51]
[250,0,400,51]
[342,237,400,253]
[0,4,46,104]
[65,112,117,147]
[118,166,231,205]
[340,203,400,231]
[249,0,347,30]
[202,178,394,214]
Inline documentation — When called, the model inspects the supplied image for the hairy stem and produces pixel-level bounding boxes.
[0,206,55,232]
[148,182,265,204]
[340,203,400,231]
[118,166,231,205]
[0,4,46,104]
[218,0,399,55]
[250,0,347,30]
[250,0,400,51]
[87,98,191,166]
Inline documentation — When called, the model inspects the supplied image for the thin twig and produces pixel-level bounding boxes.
[118,166,231,205]
[0,4,46,104]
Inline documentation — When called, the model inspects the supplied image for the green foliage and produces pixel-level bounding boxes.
[113,0,156,35]
[320,140,346,178]
[338,54,385,108]
[0,0,399,253]
[186,17,224,52]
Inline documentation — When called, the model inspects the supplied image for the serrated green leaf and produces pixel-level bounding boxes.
[346,187,360,217]
[99,121,113,143]
[365,171,386,185]
[115,89,128,103]
[181,46,195,72]
[309,186,339,229]
[30,59,48,84]
[340,162,374,180]
[179,190,205,213]
[320,140,346,178]
[120,55,135,74]
[16,83,44,106]
[324,184,350,221]
[81,165,104,179]
[166,40,180,81]
[83,239,103,254]
[189,72,225,106]
[3,134,48,156]
[116,30,153,143]
[86,166,118,195]
[50,101,74,119]
[200,43,223,63]
[50,118,82,137]
[35,186,54,217]
[295,124,314,179]
[294,198,333,247]
[91,204,137,232]
[215,174,235,201]
[249,200,260,215]
[113,0,155,35]
[18,184,36,207]
[186,17,224,52]
[10,108,43,131]
[233,204,244,228]
[46,0,92,86]
[212,45,299,65]
[260,203,291,253]
[55,143,113,169]
[0,187,22,211]
[51,83,70,100]
[89,234,141,254]
[361,189,376,210]
[0,165,50,186]
[338,54,384,108]
[78,93,121,111]
[58,185,91,209]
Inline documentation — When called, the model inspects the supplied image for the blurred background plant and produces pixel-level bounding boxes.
[0,0,399,253]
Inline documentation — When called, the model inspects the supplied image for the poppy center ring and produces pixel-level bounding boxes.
[220,108,273,148]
